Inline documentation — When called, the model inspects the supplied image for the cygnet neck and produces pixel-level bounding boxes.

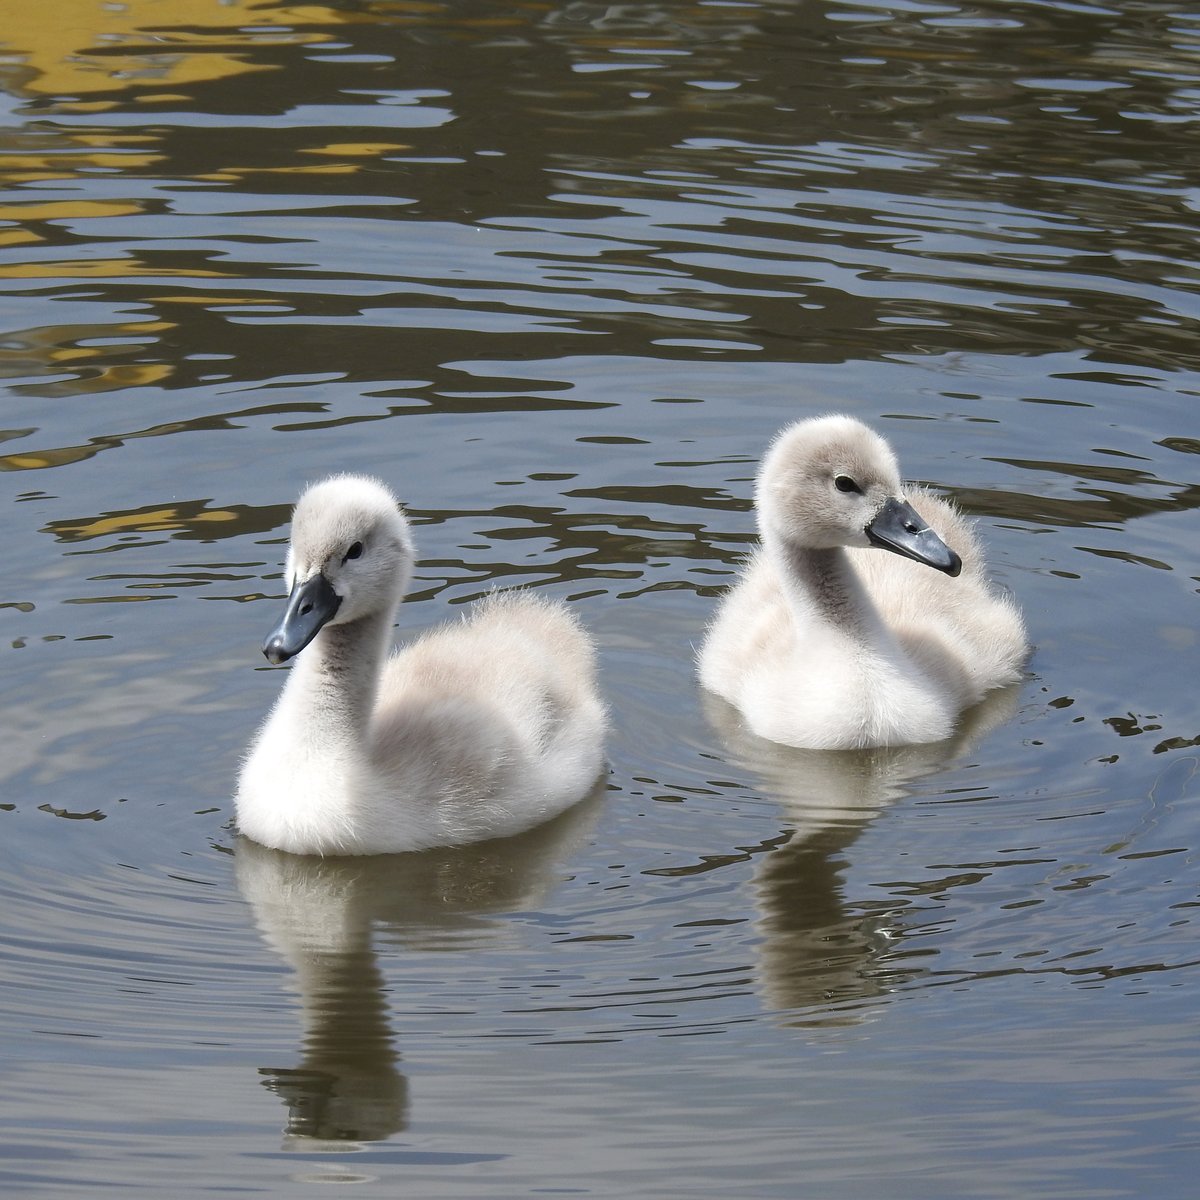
[766,527,890,648]
[285,607,394,737]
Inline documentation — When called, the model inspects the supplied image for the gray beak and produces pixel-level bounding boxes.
[262,573,342,664]
[865,496,962,577]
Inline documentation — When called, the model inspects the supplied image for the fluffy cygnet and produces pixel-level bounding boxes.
[698,414,1027,749]
[237,475,607,855]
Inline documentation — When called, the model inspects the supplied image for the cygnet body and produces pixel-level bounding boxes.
[237,475,607,855]
[698,415,1026,749]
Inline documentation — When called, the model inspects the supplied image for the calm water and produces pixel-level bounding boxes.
[2,1,1199,1195]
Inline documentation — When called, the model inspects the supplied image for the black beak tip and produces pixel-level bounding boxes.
[258,572,341,665]
[262,637,292,666]
[946,551,963,578]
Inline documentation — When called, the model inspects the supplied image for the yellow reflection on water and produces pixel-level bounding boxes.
[0,0,334,97]
[198,139,413,180]
[0,320,172,369]
[0,258,225,279]
[49,505,241,541]
[303,142,412,157]
[200,163,361,178]
[0,151,162,180]
[0,200,146,221]
[3,446,107,471]
[0,229,41,247]
[146,294,281,304]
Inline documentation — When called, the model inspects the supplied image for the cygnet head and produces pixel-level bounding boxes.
[263,475,414,664]
[756,414,961,576]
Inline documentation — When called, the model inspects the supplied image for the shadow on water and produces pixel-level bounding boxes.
[702,684,1023,1024]
[233,785,605,1145]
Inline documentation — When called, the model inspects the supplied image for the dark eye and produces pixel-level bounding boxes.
[834,474,862,494]
[343,541,364,562]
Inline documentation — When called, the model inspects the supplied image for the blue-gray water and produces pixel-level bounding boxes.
[1,1,1198,1195]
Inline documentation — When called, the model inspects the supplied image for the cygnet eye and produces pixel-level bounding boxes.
[343,541,364,563]
[834,474,862,494]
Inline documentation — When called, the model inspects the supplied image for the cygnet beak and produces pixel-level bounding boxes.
[262,573,342,664]
[865,496,962,577]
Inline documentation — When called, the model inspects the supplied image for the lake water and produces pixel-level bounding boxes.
[2,1,1198,1195]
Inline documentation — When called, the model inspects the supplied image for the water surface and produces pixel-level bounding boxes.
[1,2,1198,1196]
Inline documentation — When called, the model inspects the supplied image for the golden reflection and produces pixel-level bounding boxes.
[301,141,413,157]
[46,101,121,114]
[74,135,160,149]
[0,126,163,190]
[0,0,325,99]
[0,0,430,202]
[276,4,446,26]
[146,294,278,305]
[0,258,225,279]
[359,2,447,16]
[197,163,362,178]
[0,152,162,182]
[0,319,172,368]
[2,446,99,472]
[0,230,41,247]
[60,362,170,388]
[0,385,181,443]
[0,320,177,408]
[47,504,241,542]
[40,496,288,537]
[192,139,416,179]
[0,201,145,221]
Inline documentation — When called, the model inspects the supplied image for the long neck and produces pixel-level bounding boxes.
[766,529,890,649]
[278,609,393,747]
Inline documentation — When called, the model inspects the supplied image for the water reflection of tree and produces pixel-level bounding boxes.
[1,0,1196,406]
[234,788,603,1145]
[957,468,1200,529]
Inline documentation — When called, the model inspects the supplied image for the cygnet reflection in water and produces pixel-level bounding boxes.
[703,684,1022,1025]
[235,786,604,1146]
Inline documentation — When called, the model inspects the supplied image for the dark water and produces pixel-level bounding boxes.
[2,1,1199,1195]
